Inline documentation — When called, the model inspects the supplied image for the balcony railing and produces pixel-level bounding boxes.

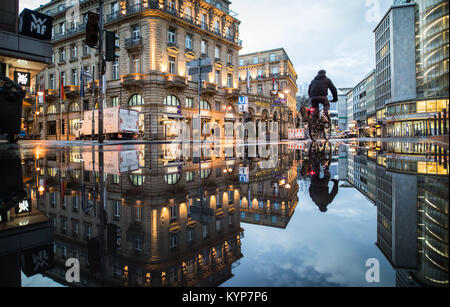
[104,1,242,47]
[125,36,143,49]
[239,55,290,67]
[52,23,86,41]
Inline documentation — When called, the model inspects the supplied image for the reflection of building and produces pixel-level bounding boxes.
[239,146,299,229]
[24,144,244,286]
[346,70,375,137]
[375,0,449,137]
[0,0,52,135]
[374,141,448,287]
[34,0,242,140]
[0,150,53,286]
[347,143,377,201]
[238,48,298,139]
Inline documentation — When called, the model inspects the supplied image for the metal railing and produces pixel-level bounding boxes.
[125,36,143,48]
[104,1,242,46]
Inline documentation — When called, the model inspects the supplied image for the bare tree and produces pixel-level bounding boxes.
[296,81,311,111]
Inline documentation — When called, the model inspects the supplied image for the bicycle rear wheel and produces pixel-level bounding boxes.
[308,118,320,142]
[323,118,332,140]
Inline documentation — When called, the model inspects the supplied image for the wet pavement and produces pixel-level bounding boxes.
[0,139,448,287]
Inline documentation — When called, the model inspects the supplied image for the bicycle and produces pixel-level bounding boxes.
[305,106,332,141]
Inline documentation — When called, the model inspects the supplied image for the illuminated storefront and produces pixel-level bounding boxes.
[383,99,449,137]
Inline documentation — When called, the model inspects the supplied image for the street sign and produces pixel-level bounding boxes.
[239,166,249,183]
[188,65,213,76]
[21,244,55,277]
[188,58,211,67]
[238,96,248,113]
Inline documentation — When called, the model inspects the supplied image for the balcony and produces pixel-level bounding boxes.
[202,82,218,96]
[64,85,80,98]
[121,73,145,89]
[45,89,59,100]
[103,1,242,47]
[225,88,240,99]
[164,74,187,90]
[52,24,86,42]
[125,36,143,51]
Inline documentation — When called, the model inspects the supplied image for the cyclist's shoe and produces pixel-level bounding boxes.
[320,114,329,123]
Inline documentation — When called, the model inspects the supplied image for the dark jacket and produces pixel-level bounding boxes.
[309,179,339,212]
[308,74,338,102]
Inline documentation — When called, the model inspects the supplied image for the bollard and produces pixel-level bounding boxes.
[438,112,442,136]
[443,109,448,135]
[434,115,437,136]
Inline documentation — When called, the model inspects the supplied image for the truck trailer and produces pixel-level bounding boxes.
[75,107,140,140]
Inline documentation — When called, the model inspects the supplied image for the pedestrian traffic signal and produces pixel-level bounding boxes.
[85,12,99,48]
[105,30,120,62]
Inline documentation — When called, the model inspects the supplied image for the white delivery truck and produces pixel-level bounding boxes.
[75,107,140,140]
[82,150,140,175]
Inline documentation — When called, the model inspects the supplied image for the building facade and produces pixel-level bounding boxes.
[347,70,376,137]
[238,48,298,139]
[375,0,449,137]
[336,87,351,133]
[34,0,243,141]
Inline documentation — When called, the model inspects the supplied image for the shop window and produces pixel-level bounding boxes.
[69,102,80,112]
[129,94,144,106]
[47,105,57,114]
[47,121,57,135]
[69,119,81,135]
[164,95,180,106]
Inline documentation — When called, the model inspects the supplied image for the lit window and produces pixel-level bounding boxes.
[164,95,180,106]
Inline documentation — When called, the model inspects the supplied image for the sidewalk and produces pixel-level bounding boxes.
[428,135,449,148]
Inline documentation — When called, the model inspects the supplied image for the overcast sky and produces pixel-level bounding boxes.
[20,0,392,90]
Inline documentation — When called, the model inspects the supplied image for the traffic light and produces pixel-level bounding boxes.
[87,237,101,274]
[105,30,120,62]
[85,12,99,48]
[107,223,120,254]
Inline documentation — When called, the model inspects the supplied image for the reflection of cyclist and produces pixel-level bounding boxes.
[308,152,339,213]
[308,70,338,123]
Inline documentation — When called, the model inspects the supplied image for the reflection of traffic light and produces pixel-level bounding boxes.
[107,223,120,254]
[87,238,101,274]
[85,12,99,48]
[105,31,120,62]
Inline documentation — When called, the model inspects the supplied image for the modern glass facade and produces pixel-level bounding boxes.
[415,0,449,99]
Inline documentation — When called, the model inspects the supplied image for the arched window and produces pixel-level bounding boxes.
[69,102,80,112]
[129,94,144,106]
[163,95,180,106]
[164,174,180,185]
[200,169,211,179]
[47,105,57,114]
[130,174,145,186]
[200,100,210,110]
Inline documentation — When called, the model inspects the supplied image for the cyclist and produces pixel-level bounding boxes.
[308,148,339,213]
[308,70,338,123]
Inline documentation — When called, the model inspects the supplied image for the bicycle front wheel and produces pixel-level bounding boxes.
[323,119,332,140]
[309,118,320,142]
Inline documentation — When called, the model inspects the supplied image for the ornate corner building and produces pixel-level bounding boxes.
[33,0,244,141]
[238,48,298,140]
